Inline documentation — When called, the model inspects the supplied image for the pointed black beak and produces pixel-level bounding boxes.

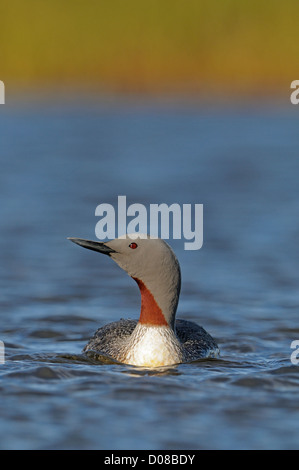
[68,237,116,256]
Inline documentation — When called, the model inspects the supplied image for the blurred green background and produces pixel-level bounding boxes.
[1,0,298,96]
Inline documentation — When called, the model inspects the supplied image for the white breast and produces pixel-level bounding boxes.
[124,324,183,367]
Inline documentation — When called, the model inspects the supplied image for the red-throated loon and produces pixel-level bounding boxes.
[68,235,219,367]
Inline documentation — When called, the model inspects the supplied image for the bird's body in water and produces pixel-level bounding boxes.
[68,235,219,367]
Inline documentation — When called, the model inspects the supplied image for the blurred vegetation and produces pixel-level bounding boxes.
[1,0,298,95]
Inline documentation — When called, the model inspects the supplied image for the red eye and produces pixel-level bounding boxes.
[129,242,138,249]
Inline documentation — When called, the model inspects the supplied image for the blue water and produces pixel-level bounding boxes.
[0,95,299,449]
